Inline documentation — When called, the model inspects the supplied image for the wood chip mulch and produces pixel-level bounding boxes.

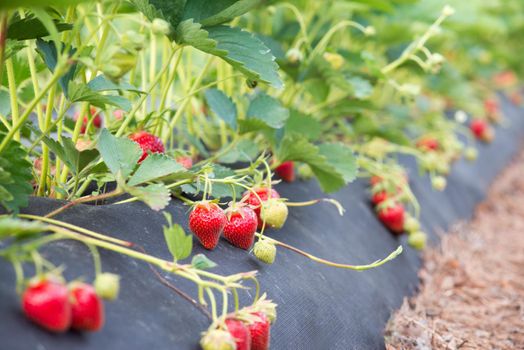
[385,151,524,350]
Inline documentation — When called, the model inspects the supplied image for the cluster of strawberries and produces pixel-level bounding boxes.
[21,274,118,333]
[469,97,499,143]
[370,176,427,250]
[201,299,276,350]
[188,188,287,263]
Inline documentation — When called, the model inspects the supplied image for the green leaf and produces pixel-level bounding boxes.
[182,0,260,26]
[97,129,141,179]
[0,217,47,239]
[318,143,358,183]
[175,19,218,52]
[177,23,282,88]
[191,254,217,270]
[347,76,374,99]
[284,109,322,141]
[0,0,90,9]
[0,133,33,213]
[218,139,258,164]
[7,15,72,40]
[69,83,132,111]
[204,88,237,129]
[31,128,99,175]
[36,39,77,97]
[130,0,186,29]
[162,217,192,261]
[4,40,26,60]
[128,153,186,186]
[238,118,271,134]
[127,184,171,211]
[0,90,11,117]
[206,26,282,89]
[277,134,346,193]
[246,92,289,129]
[87,75,144,94]
[346,0,394,12]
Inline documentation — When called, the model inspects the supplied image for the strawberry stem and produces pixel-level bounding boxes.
[256,233,403,270]
[44,189,124,218]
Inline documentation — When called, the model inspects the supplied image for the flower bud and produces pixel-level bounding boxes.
[152,18,171,36]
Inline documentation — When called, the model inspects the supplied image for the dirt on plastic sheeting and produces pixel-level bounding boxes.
[385,150,524,350]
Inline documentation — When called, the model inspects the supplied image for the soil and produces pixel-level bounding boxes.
[385,149,524,350]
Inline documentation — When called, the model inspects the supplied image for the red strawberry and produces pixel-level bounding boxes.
[416,137,439,151]
[225,318,251,350]
[129,131,165,163]
[484,98,499,115]
[22,279,71,332]
[470,119,494,142]
[75,107,102,134]
[248,312,271,350]
[189,202,226,250]
[493,71,517,87]
[377,203,405,234]
[223,205,258,250]
[371,191,388,206]
[176,156,193,169]
[113,109,124,120]
[70,283,104,331]
[370,176,383,186]
[510,91,523,105]
[243,188,281,229]
[275,161,295,182]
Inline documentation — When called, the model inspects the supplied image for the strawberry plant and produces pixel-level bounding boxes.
[0,0,523,347]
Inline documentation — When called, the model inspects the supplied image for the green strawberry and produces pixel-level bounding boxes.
[408,231,427,250]
[94,273,120,301]
[253,240,277,264]
[260,199,288,229]
[200,329,236,350]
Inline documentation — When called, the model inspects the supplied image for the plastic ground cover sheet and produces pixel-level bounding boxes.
[1,95,523,350]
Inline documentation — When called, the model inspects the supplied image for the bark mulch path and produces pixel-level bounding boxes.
[385,151,524,350]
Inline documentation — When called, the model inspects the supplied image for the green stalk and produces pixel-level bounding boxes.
[0,66,65,154]
[116,45,180,136]
[164,56,214,144]
[0,11,8,85]
[5,59,20,141]
[37,85,57,196]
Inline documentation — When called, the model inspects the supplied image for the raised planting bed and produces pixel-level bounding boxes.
[1,96,523,349]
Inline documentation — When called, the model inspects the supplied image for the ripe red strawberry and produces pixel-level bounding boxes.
[371,191,388,206]
[370,176,383,186]
[377,203,405,234]
[243,188,281,229]
[75,107,102,134]
[223,205,258,250]
[247,312,271,350]
[70,283,104,331]
[176,156,193,169]
[484,98,499,115]
[416,137,439,151]
[22,279,71,332]
[225,318,251,350]
[470,119,494,142]
[275,161,295,182]
[189,202,227,250]
[493,71,517,87]
[129,131,165,163]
